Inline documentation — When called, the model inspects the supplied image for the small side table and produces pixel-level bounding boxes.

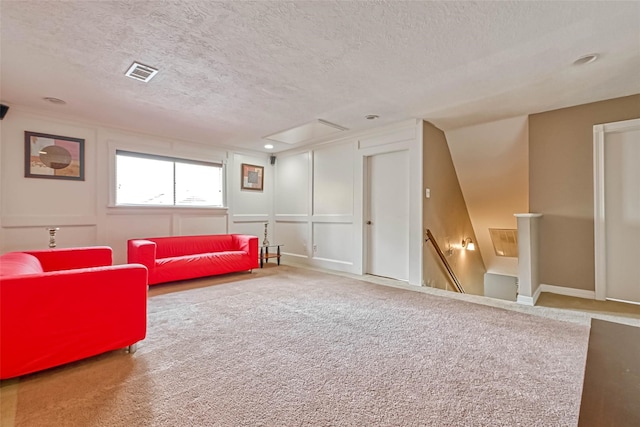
[260,244,283,268]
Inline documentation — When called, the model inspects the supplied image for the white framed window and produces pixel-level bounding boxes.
[115,150,224,207]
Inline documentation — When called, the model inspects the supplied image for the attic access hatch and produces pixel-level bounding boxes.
[264,119,347,145]
[489,228,518,257]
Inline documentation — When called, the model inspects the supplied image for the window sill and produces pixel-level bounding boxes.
[106,205,229,215]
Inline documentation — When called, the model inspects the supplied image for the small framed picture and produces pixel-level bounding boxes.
[241,163,264,191]
[25,131,85,181]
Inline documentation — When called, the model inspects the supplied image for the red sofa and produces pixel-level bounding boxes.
[0,247,148,379]
[127,234,259,285]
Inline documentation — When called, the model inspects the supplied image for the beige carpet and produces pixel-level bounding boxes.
[3,265,589,426]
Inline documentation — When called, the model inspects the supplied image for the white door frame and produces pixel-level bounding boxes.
[356,122,423,286]
[593,118,640,300]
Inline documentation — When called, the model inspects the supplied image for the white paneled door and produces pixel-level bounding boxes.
[595,118,640,304]
[366,150,409,281]
[603,126,640,304]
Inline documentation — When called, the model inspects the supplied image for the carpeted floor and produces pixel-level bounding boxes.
[2,265,589,426]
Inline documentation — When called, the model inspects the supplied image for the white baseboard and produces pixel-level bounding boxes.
[539,284,595,300]
[282,254,356,274]
[517,286,542,306]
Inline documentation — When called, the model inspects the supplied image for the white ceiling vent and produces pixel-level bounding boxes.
[489,228,519,258]
[264,119,348,145]
[125,62,159,82]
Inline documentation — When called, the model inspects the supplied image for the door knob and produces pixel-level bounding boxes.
[366,221,372,225]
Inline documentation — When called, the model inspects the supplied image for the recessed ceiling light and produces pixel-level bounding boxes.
[43,97,66,105]
[365,114,379,120]
[264,144,274,149]
[573,53,599,66]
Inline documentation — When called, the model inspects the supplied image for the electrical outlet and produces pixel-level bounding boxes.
[313,245,317,253]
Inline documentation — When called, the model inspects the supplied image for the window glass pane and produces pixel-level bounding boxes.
[116,155,174,205]
[175,162,223,206]
[115,151,225,207]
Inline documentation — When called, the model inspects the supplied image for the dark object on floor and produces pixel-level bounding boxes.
[578,319,640,426]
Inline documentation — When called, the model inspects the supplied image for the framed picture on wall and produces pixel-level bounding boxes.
[241,163,264,191]
[25,131,85,181]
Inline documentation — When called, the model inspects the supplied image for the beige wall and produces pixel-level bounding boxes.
[529,94,640,291]
[423,122,485,295]
[445,115,529,277]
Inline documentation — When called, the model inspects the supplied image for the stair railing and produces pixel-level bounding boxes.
[425,229,466,293]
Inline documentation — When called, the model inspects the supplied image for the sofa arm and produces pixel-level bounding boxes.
[0,263,148,379]
[0,264,148,300]
[25,246,113,272]
[233,234,259,260]
[128,239,157,272]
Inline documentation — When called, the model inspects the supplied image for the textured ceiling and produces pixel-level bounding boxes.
[1,1,639,152]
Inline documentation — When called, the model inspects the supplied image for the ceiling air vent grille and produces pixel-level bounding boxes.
[125,62,159,82]
[489,228,518,258]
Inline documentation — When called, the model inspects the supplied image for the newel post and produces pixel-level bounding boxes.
[514,213,543,306]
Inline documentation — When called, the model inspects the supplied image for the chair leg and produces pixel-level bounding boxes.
[127,343,138,354]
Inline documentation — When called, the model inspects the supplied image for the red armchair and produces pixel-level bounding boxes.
[0,246,148,379]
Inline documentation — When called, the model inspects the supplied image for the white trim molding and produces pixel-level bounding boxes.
[593,123,606,300]
[539,284,595,300]
[518,284,595,306]
[358,120,423,286]
[593,118,640,301]
[1,215,98,228]
[517,286,542,306]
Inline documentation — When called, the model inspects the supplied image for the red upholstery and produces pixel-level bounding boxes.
[128,234,258,285]
[0,247,148,379]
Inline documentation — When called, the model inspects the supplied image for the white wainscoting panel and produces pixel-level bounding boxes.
[106,214,172,264]
[276,221,309,257]
[1,225,97,253]
[178,214,228,236]
[231,153,271,217]
[230,221,268,240]
[1,215,98,228]
[313,222,353,264]
[1,111,98,221]
[232,214,270,223]
[313,143,354,216]
[275,152,310,215]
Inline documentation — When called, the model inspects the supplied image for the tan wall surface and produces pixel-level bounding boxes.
[423,122,485,295]
[529,94,640,291]
[445,115,529,276]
